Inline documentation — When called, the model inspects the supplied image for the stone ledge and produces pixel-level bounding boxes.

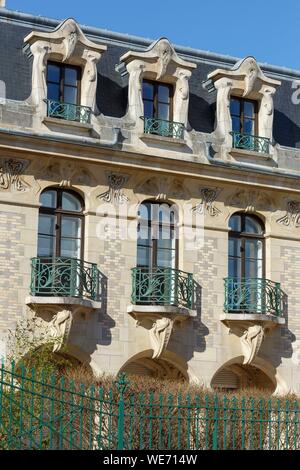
[220,313,286,326]
[127,304,196,320]
[43,116,94,136]
[26,295,102,310]
[139,133,187,146]
[230,148,273,160]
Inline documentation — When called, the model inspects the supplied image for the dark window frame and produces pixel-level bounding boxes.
[142,79,174,122]
[230,96,258,135]
[47,61,82,105]
[137,200,179,269]
[38,188,85,259]
[228,212,265,279]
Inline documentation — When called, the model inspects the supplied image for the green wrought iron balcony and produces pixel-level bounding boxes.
[230,131,270,154]
[30,257,100,300]
[141,116,185,139]
[45,99,92,124]
[224,277,284,317]
[131,267,194,309]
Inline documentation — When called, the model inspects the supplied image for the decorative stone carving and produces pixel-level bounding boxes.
[136,176,188,201]
[228,189,274,212]
[49,309,73,352]
[192,187,221,217]
[37,159,94,187]
[97,173,129,204]
[24,18,107,116]
[241,325,265,365]
[205,57,281,146]
[149,317,174,359]
[277,201,300,228]
[119,38,196,127]
[0,158,30,192]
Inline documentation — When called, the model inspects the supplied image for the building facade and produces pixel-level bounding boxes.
[1,6,300,394]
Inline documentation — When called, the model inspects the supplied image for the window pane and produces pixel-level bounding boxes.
[229,257,241,278]
[65,67,78,86]
[232,116,241,133]
[156,248,174,268]
[230,98,240,116]
[47,64,60,83]
[137,222,151,241]
[245,239,263,259]
[142,82,154,100]
[229,215,241,232]
[64,86,78,104]
[137,246,150,267]
[245,259,262,279]
[38,214,56,236]
[158,84,171,103]
[245,216,263,234]
[47,83,60,101]
[37,235,55,257]
[40,190,57,208]
[244,101,255,118]
[157,103,169,120]
[62,192,82,212]
[60,238,81,258]
[229,238,241,258]
[138,203,150,221]
[243,119,255,134]
[61,216,81,238]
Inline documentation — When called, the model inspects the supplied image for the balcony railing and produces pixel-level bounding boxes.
[45,99,92,124]
[141,116,185,139]
[131,267,194,309]
[224,277,284,316]
[230,131,270,154]
[30,257,100,300]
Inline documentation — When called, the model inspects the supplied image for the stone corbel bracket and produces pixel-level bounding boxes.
[26,296,101,352]
[204,57,281,149]
[24,18,107,116]
[220,314,285,365]
[127,305,195,359]
[119,38,196,128]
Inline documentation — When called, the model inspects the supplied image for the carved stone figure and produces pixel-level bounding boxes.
[277,200,300,228]
[49,309,73,352]
[0,158,30,192]
[149,317,174,359]
[192,187,221,217]
[97,173,129,204]
[241,325,265,365]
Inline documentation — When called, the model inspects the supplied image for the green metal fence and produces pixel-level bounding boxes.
[131,267,194,309]
[224,277,284,316]
[230,131,270,154]
[30,257,101,300]
[45,99,92,124]
[142,116,185,139]
[0,363,299,450]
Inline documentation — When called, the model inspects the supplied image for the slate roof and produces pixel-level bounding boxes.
[1,8,300,147]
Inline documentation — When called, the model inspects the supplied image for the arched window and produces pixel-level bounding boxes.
[228,213,265,280]
[137,201,178,269]
[38,188,84,259]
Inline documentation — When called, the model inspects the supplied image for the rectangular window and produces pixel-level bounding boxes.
[47,62,81,105]
[230,97,258,135]
[142,80,173,121]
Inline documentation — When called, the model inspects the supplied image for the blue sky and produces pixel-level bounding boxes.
[6,0,300,70]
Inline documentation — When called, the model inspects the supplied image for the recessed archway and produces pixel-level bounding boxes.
[211,356,281,393]
[119,350,194,382]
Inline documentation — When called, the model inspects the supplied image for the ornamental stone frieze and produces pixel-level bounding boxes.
[191,187,221,217]
[136,176,189,201]
[36,159,95,188]
[97,172,129,205]
[228,189,274,212]
[276,200,300,228]
[119,37,196,129]
[0,158,30,192]
[24,18,107,118]
[205,57,281,148]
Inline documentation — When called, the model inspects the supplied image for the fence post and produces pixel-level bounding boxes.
[115,373,129,450]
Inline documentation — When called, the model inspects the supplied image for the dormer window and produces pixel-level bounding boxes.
[230,97,258,135]
[45,62,91,124]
